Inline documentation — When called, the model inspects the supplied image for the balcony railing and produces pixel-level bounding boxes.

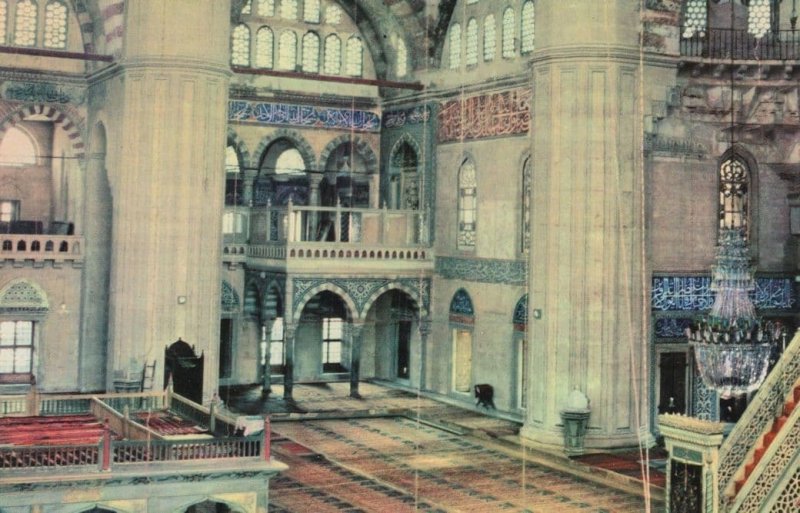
[681,28,800,60]
[250,204,428,246]
[0,234,83,263]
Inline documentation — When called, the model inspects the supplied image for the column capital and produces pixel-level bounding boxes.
[418,317,432,337]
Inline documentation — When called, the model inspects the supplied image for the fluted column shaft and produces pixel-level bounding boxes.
[522,1,651,449]
[101,0,231,403]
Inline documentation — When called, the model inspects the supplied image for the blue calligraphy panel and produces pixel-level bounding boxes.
[229,100,380,132]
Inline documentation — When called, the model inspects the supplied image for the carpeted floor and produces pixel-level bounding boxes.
[269,417,663,513]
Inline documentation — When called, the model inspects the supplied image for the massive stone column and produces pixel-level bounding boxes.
[522,1,652,449]
[100,1,231,402]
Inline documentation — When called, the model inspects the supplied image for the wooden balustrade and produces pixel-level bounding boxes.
[0,436,263,470]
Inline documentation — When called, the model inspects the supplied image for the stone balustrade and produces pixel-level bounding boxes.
[0,234,84,265]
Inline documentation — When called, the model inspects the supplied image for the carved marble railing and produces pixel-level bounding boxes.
[730,378,800,512]
[0,235,84,263]
[250,205,428,246]
[718,330,800,499]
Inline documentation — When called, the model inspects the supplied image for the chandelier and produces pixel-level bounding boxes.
[686,229,784,398]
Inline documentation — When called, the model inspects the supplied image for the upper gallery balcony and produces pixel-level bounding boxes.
[680,28,800,62]
[223,203,433,274]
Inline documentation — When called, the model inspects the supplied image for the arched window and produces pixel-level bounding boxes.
[502,7,515,58]
[449,289,474,394]
[449,22,461,69]
[465,18,478,66]
[302,31,320,72]
[231,24,251,66]
[303,0,320,23]
[483,14,495,62]
[325,4,343,24]
[457,159,477,249]
[0,1,7,43]
[521,157,531,253]
[345,36,362,76]
[14,0,37,46]
[257,0,275,17]
[278,30,297,70]
[225,145,243,206]
[395,36,407,77]
[255,26,274,68]
[748,0,771,38]
[324,33,341,74]
[719,155,750,237]
[682,0,707,37]
[43,0,67,48]
[281,0,298,20]
[521,0,534,53]
[0,126,37,165]
[390,142,419,210]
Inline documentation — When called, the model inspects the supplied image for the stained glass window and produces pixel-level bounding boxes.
[345,36,362,76]
[521,0,534,53]
[502,7,515,58]
[257,0,274,16]
[748,0,771,38]
[14,0,37,46]
[278,30,297,70]
[231,24,251,66]
[458,159,477,249]
[396,35,407,77]
[466,18,478,66]
[304,0,320,23]
[255,27,274,68]
[719,156,749,237]
[281,0,297,20]
[483,14,495,61]
[326,3,342,24]
[302,31,320,72]
[324,33,341,74]
[683,0,706,38]
[449,22,461,69]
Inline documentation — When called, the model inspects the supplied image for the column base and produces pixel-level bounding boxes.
[521,423,657,453]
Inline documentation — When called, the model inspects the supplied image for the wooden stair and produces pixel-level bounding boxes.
[734,384,800,493]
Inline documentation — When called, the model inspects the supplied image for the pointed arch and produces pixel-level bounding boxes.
[253,128,316,173]
[0,104,85,159]
[292,283,357,322]
[318,134,378,175]
[221,281,240,314]
[0,278,50,313]
[227,127,251,171]
[360,282,422,320]
[449,288,474,324]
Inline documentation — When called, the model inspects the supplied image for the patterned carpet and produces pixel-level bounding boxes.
[269,417,663,513]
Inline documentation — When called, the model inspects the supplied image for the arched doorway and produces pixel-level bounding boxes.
[165,339,204,403]
[363,289,418,382]
[295,290,352,380]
